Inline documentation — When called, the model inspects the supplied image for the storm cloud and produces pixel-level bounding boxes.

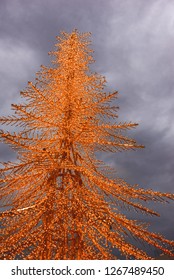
[0,0,174,254]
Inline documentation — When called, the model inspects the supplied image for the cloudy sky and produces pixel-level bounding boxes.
[0,0,174,256]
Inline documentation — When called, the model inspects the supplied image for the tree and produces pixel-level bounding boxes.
[0,30,173,260]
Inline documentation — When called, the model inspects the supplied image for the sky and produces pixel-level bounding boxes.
[0,0,174,257]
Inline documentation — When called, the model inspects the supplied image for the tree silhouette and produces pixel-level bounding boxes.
[0,30,174,260]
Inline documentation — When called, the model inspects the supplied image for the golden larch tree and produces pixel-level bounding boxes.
[0,30,174,260]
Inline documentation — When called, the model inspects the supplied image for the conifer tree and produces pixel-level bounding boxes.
[0,30,174,259]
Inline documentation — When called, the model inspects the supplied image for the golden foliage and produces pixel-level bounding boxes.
[0,30,174,259]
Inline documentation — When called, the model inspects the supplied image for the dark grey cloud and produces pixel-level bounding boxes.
[0,0,174,256]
